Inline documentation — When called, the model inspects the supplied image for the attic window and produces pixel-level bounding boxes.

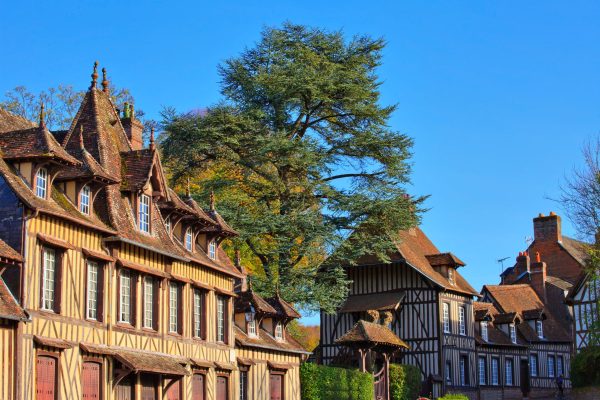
[208,239,216,260]
[80,185,91,215]
[164,218,171,234]
[139,194,150,233]
[480,321,488,342]
[35,168,48,199]
[510,323,517,343]
[248,319,257,337]
[274,320,284,340]
[448,268,455,285]
[536,320,543,338]
[185,228,193,251]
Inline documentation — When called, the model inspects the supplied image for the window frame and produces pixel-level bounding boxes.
[169,281,183,334]
[193,289,206,339]
[480,321,488,342]
[536,320,544,338]
[85,259,102,321]
[548,355,556,378]
[491,357,499,386]
[530,354,539,377]
[138,194,151,233]
[459,306,466,336]
[274,320,284,341]
[216,295,229,344]
[239,368,249,400]
[247,319,257,337]
[478,356,486,385]
[208,239,217,260]
[509,323,517,344]
[445,361,452,385]
[118,269,136,325]
[505,358,514,386]
[41,246,62,313]
[142,276,158,330]
[35,167,48,199]
[443,302,450,333]
[80,184,91,215]
[557,355,564,377]
[185,227,193,251]
[459,355,469,386]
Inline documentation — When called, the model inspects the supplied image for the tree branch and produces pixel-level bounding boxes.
[322,171,385,182]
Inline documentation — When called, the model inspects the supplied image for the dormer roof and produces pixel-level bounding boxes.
[425,252,465,268]
[0,125,80,165]
[265,294,301,319]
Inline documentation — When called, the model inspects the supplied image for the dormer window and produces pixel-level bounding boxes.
[185,228,193,251]
[248,319,257,337]
[80,185,90,214]
[35,168,48,199]
[448,268,455,285]
[536,320,543,338]
[510,323,517,343]
[164,218,171,234]
[208,239,216,260]
[274,320,283,340]
[139,194,150,233]
[480,321,488,342]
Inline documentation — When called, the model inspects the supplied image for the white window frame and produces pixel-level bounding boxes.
[548,355,555,378]
[448,268,455,285]
[505,358,513,386]
[459,306,466,335]
[193,289,203,338]
[164,217,171,234]
[530,354,538,377]
[119,269,131,323]
[557,355,564,377]
[185,228,193,251]
[480,321,488,342]
[478,357,486,385]
[536,320,544,338]
[239,369,248,400]
[35,167,48,199]
[80,185,91,215]
[86,260,99,320]
[143,276,154,329]
[169,282,179,333]
[275,320,283,340]
[491,358,499,386]
[217,296,225,342]
[248,319,257,337]
[139,194,150,233]
[208,239,216,260]
[443,303,450,333]
[41,247,56,311]
[460,356,467,386]
[510,323,517,343]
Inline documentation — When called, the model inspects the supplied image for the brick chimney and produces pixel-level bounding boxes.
[533,212,562,243]
[121,102,144,150]
[502,252,530,284]
[529,252,547,302]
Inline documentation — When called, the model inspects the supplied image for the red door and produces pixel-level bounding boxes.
[82,362,101,399]
[140,374,158,400]
[165,379,181,400]
[115,376,134,400]
[192,374,205,400]
[270,374,283,400]
[216,376,228,400]
[36,356,57,400]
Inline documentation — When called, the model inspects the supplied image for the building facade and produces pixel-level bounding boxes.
[0,64,306,400]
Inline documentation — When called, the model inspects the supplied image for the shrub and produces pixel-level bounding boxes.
[571,345,600,388]
[300,362,374,400]
[389,363,422,400]
[437,394,469,400]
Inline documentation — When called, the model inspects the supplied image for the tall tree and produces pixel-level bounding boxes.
[161,23,422,312]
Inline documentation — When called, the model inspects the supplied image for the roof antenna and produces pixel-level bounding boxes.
[101,67,109,93]
[497,256,509,275]
[39,101,46,129]
[90,61,99,90]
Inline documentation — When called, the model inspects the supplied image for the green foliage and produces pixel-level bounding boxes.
[300,363,373,400]
[161,22,423,312]
[571,345,600,387]
[389,364,421,400]
[437,394,469,400]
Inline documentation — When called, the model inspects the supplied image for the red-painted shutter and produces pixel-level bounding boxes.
[36,356,57,400]
[115,376,134,400]
[270,374,283,400]
[216,376,228,400]
[166,379,181,400]
[192,374,205,400]
[140,374,158,400]
[82,362,101,399]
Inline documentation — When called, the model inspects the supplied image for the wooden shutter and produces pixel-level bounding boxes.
[192,374,205,400]
[216,376,228,400]
[115,376,134,400]
[130,272,138,326]
[166,378,181,400]
[140,374,158,400]
[223,297,229,344]
[54,251,63,313]
[82,361,101,400]
[152,278,160,331]
[270,374,283,400]
[177,284,184,334]
[36,356,57,400]
[97,264,105,322]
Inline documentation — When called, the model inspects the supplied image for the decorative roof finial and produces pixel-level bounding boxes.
[234,249,241,267]
[39,101,46,129]
[186,177,191,198]
[79,125,85,150]
[149,127,155,151]
[275,282,280,297]
[101,67,109,93]
[90,61,99,89]
[209,191,216,211]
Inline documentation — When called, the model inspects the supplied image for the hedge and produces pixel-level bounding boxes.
[437,394,469,400]
[571,345,600,387]
[300,362,373,400]
[389,364,421,400]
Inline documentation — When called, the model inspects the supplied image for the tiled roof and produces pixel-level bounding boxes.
[560,236,589,266]
[235,290,278,315]
[473,301,497,321]
[0,108,35,133]
[159,189,216,226]
[0,277,27,321]
[425,252,465,268]
[546,275,573,291]
[234,325,310,355]
[0,125,79,165]
[335,320,409,349]
[340,290,404,313]
[265,295,301,319]
[120,149,157,191]
[0,238,22,263]
[56,135,116,183]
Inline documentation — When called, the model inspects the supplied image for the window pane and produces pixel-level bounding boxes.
[491,358,499,385]
[208,240,216,260]
[505,359,513,386]
[80,185,90,214]
[478,357,486,385]
[36,168,47,199]
[459,307,466,335]
[120,270,131,323]
[217,296,225,342]
[87,261,98,319]
[185,229,193,251]
[139,195,150,233]
[169,282,178,332]
[42,248,56,311]
[443,303,450,333]
[194,290,203,337]
[144,277,154,328]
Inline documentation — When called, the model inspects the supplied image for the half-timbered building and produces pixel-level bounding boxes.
[319,226,480,398]
[566,273,599,350]
[0,63,306,400]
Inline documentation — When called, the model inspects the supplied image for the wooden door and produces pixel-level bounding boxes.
[166,379,181,400]
[270,374,283,400]
[216,376,228,400]
[115,376,134,400]
[82,362,101,400]
[140,374,158,400]
[192,374,205,400]
[520,359,530,397]
[36,356,57,400]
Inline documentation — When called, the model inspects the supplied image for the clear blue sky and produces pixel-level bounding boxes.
[2,1,599,325]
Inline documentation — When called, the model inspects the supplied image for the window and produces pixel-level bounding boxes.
[119,269,133,324]
[505,359,514,386]
[247,319,257,337]
[459,355,468,386]
[445,361,452,385]
[548,355,556,378]
[86,261,99,320]
[480,321,488,342]
[139,194,150,233]
[41,247,58,312]
[185,228,193,251]
[35,167,48,199]
[80,185,91,214]
[448,268,455,285]
[208,239,216,260]
[165,218,171,234]
[478,357,486,385]
[536,320,543,338]
[193,289,205,338]
[143,276,155,329]
[169,282,180,333]
[530,354,538,377]
[275,320,283,340]
[239,370,248,400]
[216,296,227,343]
[491,358,499,386]
[509,323,517,344]
[443,303,450,333]
[459,306,466,335]
[557,355,564,377]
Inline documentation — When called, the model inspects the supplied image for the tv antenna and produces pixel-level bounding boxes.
[497,257,510,274]
[525,236,534,246]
